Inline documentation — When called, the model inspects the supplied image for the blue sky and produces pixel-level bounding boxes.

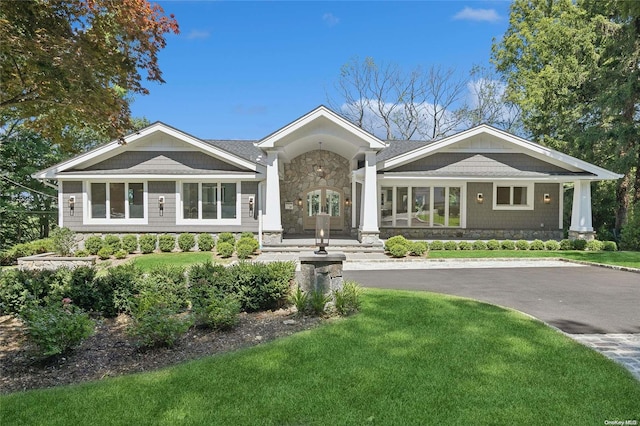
[131,1,513,140]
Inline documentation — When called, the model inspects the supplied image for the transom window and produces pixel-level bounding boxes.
[180,182,238,221]
[493,183,534,210]
[89,182,145,220]
[380,185,462,228]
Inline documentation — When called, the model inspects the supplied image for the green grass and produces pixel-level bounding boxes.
[427,249,640,268]
[129,251,218,272]
[2,289,638,425]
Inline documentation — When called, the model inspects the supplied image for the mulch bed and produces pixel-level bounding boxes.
[0,309,321,395]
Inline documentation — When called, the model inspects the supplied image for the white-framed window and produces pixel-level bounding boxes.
[177,181,241,225]
[493,183,534,210]
[380,184,462,228]
[85,181,148,224]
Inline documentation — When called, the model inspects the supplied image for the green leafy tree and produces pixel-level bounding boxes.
[492,0,640,232]
[0,0,178,148]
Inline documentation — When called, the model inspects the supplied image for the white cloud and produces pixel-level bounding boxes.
[453,7,501,23]
[186,29,210,40]
[322,13,340,27]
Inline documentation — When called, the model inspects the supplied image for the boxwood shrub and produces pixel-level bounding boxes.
[139,234,157,254]
[515,240,530,250]
[217,242,234,258]
[572,239,588,251]
[603,241,617,251]
[501,240,516,250]
[178,233,196,252]
[586,240,604,251]
[530,239,545,250]
[197,233,215,252]
[158,234,176,252]
[104,235,122,252]
[444,241,458,251]
[236,236,259,259]
[409,241,428,256]
[544,240,560,251]
[486,240,500,250]
[85,236,104,255]
[122,235,138,253]
[389,243,408,258]
[97,246,113,259]
[458,241,472,250]
[429,240,444,250]
[559,239,573,251]
[217,232,235,246]
[385,235,408,252]
[472,240,487,250]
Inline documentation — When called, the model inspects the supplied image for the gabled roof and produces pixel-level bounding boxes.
[34,122,264,179]
[378,124,622,181]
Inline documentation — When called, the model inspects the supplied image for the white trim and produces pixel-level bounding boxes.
[175,180,242,226]
[83,181,149,225]
[558,183,564,230]
[492,182,534,211]
[55,173,260,180]
[58,188,64,227]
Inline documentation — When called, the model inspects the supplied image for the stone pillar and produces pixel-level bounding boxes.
[569,180,595,241]
[359,151,380,244]
[297,253,347,296]
[263,150,283,243]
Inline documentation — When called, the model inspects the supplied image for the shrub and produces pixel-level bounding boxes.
[122,235,138,253]
[178,233,196,252]
[472,240,487,250]
[127,305,192,348]
[586,240,605,251]
[603,241,618,251]
[486,240,500,250]
[139,234,157,254]
[217,232,235,246]
[334,281,362,316]
[217,242,234,258]
[559,239,573,251]
[572,239,588,251]
[74,249,90,257]
[97,246,113,260]
[289,285,309,315]
[530,239,545,251]
[409,241,428,256]
[236,241,256,259]
[0,269,69,315]
[85,236,104,255]
[187,262,229,310]
[225,261,294,312]
[114,249,128,259]
[196,294,240,330]
[501,240,516,250]
[66,266,101,313]
[458,241,472,250]
[240,232,255,239]
[158,234,176,252]
[0,239,56,266]
[385,235,408,251]
[544,240,561,251]
[99,263,142,316]
[443,241,458,251]
[197,233,215,251]
[389,243,408,258]
[515,240,530,250]
[429,240,444,250]
[620,207,640,250]
[51,227,76,256]
[104,235,122,252]
[20,300,94,357]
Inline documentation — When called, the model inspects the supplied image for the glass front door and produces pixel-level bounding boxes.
[303,187,343,230]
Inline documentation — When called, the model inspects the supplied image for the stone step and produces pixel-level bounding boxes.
[260,245,385,253]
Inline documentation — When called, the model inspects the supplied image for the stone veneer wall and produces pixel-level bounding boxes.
[18,253,96,271]
[280,150,352,234]
[380,228,563,240]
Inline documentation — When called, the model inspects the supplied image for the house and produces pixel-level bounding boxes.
[34,106,621,245]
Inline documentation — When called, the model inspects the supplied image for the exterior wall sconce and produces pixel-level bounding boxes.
[158,196,165,216]
[315,212,330,255]
[248,196,254,216]
[543,193,551,204]
[297,198,303,207]
[68,196,75,216]
[345,198,351,206]
[476,193,484,203]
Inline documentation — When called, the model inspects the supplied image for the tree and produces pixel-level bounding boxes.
[492,0,639,232]
[0,0,178,149]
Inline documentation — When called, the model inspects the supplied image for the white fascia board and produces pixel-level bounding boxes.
[257,105,387,151]
[56,173,261,180]
[379,124,623,180]
[378,173,601,183]
[34,123,260,180]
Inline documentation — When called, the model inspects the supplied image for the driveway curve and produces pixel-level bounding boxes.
[344,265,640,334]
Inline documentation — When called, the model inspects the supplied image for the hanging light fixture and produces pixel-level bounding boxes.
[316,141,325,177]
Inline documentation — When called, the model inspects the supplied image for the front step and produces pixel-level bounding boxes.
[260,245,385,253]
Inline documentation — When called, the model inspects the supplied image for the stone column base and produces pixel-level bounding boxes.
[358,229,381,245]
[297,252,347,296]
[568,230,596,241]
[261,230,283,246]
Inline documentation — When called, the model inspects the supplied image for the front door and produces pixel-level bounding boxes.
[303,187,343,231]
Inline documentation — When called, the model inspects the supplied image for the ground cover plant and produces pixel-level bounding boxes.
[1,289,638,424]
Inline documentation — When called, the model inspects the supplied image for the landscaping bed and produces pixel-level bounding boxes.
[0,309,321,395]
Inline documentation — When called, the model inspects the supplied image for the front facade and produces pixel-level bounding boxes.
[35,106,621,244]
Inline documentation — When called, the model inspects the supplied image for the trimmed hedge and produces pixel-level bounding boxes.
[139,234,157,254]
[122,235,138,253]
[158,234,176,252]
[197,233,215,252]
[178,233,196,252]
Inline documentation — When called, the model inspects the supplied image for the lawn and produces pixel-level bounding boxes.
[427,249,640,268]
[128,251,219,272]
[2,289,638,425]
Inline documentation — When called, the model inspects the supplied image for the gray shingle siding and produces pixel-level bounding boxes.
[81,151,248,172]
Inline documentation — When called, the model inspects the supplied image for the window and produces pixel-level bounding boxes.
[180,182,238,222]
[381,184,462,228]
[89,182,146,221]
[493,184,533,210]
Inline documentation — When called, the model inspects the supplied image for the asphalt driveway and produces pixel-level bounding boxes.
[344,265,640,334]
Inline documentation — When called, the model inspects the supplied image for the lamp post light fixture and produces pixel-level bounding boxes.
[315,212,330,255]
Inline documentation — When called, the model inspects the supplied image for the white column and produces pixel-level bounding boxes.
[351,171,357,229]
[570,180,593,233]
[360,151,379,232]
[262,150,282,232]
